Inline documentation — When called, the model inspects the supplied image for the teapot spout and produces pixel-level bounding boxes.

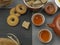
[47,23,55,28]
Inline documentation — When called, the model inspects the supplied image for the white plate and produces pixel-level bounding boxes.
[55,0,60,8]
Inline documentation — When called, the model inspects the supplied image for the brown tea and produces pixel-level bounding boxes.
[33,15,43,25]
[39,30,50,42]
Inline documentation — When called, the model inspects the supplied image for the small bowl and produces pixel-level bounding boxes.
[23,0,44,9]
[38,29,52,43]
[32,13,45,26]
[55,0,60,8]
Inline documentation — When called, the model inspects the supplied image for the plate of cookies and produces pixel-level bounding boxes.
[0,0,60,45]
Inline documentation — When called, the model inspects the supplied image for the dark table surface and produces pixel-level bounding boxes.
[0,8,32,45]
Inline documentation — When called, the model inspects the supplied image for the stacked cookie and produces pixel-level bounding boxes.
[7,4,27,26]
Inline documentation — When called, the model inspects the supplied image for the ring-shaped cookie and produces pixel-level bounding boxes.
[7,15,19,26]
[10,8,21,17]
[16,4,27,14]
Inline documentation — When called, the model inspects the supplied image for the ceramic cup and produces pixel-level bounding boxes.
[31,13,45,26]
[44,2,58,15]
[38,29,52,43]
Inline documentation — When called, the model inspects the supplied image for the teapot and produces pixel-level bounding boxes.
[47,14,60,36]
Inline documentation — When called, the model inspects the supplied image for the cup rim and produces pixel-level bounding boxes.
[31,13,45,26]
[38,29,52,43]
[23,0,44,9]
